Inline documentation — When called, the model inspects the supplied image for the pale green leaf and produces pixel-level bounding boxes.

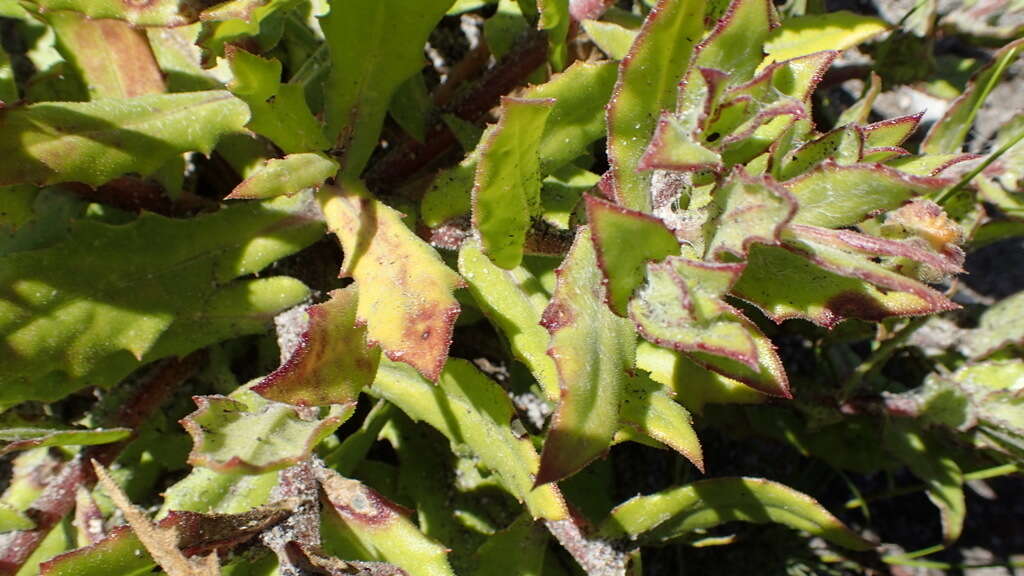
[764,11,889,63]
[619,373,703,471]
[701,168,795,260]
[581,19,637,60]
[0,91,249,187]
[227,153,338,200]
[964,291,1024,358]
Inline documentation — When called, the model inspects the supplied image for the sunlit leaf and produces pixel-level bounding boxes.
[321,0,454,175]
[537,226,636,484]
[601,477,874,550]
[701,168,795,260]
[227,153,338,200]
[619,373,703,471]
[319,180,464,381]
[0,91,248,187]
[764,11,889,63]
[964,291,1024,359]
[0,423,130,456]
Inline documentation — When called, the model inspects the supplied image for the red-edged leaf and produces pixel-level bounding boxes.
[702,167,796,260]
[536,226,636,485]
[253,286,380,407]
[587,195,681,316]
[630,257,790,397]
[862,113,922,148]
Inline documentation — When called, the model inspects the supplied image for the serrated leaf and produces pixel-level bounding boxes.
[227,153,338,200]
[473,97,555,269]
[20,0,199,26]
[785,162,949,228]
[964,291,1024,359]
[764,11,889,63]
[372,358,567,520]
[318,465,456,576]
[422,61,617,228]
[252,286,379,406]
[458,240,560,400]
[620,373,703,471]
[606,0,706,211]
[587,194,680,316]
[182,387,352,474]
[734,242,955,329]
[923,38,1024,155]
[601,477,874,550]
[884,420,965,544]
[0,91,249,187]
[536,226,636,484]
[322,0,454,176]
[0,424,130,456]
[227,51,328,154]
[637,341,766,414]
[639,111,722,172]
[701,168,795,260]
[47,12,165,99]
[862,113,921,149]
[630,257,789,397]
[0,194,321,408]
[319,180,463,381]
[694,0,775,83]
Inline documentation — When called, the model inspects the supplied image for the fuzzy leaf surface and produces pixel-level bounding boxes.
[0,91,248,187]
[458,240,560,400]
[227,153,339,200]
[602,477,874,550]
[606,0,706,211]
[630,257,790,397]
[253,286,379,406]
[701,169,795,260]
[322,0,454,175]
[182,387,352,474]
[371,358,567,520]
[537,226,636,485]
[0,194,322,408]
[473,97,554,269]
[319,180,463,381]
[619,373,703,471]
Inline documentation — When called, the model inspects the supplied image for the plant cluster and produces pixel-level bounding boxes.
[1,0,1024,574]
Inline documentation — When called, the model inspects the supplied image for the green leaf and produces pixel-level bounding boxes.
[884,420,965,545]
[764,11,889,63]
[0,194,321,408]
[601,477,874,551]
[701,168,795,260]
[473,97,555,269]
[0,45,16,104]
[46,13,166,99]
[0,91,249,187]
[389,72,432,142]
[318,465,457,576]
[536,226,636,484]
[922,38,1024,155]
[637,341,766,414]
[619,373,703,471]
[471,514,549,576]
[964,291,1024,359]
[182,387,352,474]
[606,0,706,211]
[587,194,680,316]
[0,423,130,456]
[20,0,199,26]
[786,163,949,228]
[160,466,278,515]
[581,19,638,60]
[458,240,560,401]
[694,0,775,83]
[372,358,567,520]
[630,257,790,397]
[777,124,864,180]
[252,286,380,406]
[0,501,34,531]
[319,179,464,381]
[227,50,328,154]
[422,61,617,228]
[538,0,570,69]
[862,113,921,149]
[227,153,338,200]
[321,0,454,176]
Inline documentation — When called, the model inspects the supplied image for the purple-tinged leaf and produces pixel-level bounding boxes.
[536,226,636,485]
[701,167,796,260]
[923,38,1024,154]
[630,257,790,397]
[253,286,380,407]
[693,0,776,84]
[473,97,555,269]
[785,161,950,228]
[319,180,464,382]
[792,224,962,276]
[862,113,923,148]
[587,195,681,316]
[605,0,707,211]
[181,389,352,474]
